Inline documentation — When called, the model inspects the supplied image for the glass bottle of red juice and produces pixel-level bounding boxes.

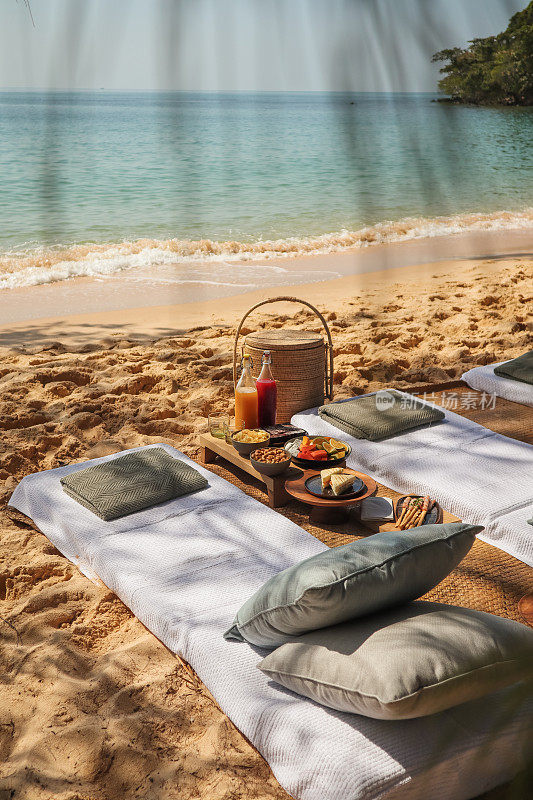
[257,350,277,427]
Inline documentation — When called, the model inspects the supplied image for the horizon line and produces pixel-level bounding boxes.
[0,87,443,94]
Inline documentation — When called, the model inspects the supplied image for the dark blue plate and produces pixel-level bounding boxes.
[304,473,365,500]
[284,436,352,468]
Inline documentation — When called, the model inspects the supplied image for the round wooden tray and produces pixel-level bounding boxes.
[518,593,533,626]
[285,468,377,524]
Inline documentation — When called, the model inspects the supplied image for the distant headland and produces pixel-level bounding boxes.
[432,1,532,106]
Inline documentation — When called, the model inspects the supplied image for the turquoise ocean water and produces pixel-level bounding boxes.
[0,91,531,289]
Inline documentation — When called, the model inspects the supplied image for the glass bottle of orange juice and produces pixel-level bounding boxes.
[235,354,258,429]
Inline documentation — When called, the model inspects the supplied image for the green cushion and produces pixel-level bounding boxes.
[258,602,533,719]
[60,448,208,521]
[318,390,445,441]
[224,522,481,648]
[494,351,533,385]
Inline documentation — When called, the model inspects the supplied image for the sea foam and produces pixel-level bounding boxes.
[1,208,531,291]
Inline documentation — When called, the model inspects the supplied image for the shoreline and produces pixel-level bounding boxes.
[0,227,531,334]
[1,249,531,350]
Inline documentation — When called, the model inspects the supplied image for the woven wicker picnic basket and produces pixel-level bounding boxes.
[233,297,334,423]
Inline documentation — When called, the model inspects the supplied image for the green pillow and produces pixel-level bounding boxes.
[258,602,533,719]
[60,448,208,521]
[318,390,445,441]
[494,350,533,385]
[224,522,481,647]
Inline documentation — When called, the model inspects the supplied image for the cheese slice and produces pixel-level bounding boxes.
[321,467,343,491]
[330,472,355,496]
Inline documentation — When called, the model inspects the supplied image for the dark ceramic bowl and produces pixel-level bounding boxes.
[231,429,270,457]
[250,450,292,476]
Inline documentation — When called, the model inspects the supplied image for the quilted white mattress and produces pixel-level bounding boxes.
[462,362,533,408]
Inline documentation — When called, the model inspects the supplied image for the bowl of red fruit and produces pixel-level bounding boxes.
[284,435,351,468]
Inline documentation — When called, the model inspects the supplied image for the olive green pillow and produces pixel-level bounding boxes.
[60,448,208,521]
[494,350,533,386]
[258,602,533,719]
[318,390,445,441]
[224,522,481,648]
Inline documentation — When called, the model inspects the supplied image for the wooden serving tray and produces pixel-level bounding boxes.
[284,468,377,524]
[394,495,443,527]
[199,433,297,508]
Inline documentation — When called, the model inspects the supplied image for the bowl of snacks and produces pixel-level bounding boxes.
[250,447,292,476]
[231,428,270,457]
[284,435,351,468]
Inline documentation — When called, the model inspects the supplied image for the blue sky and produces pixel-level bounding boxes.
[0,0,526,91]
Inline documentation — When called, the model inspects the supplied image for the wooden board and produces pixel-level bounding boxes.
[357,497,457,534]
[198,433,297,509]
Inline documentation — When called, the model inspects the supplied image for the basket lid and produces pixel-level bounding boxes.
[245,329,324,351]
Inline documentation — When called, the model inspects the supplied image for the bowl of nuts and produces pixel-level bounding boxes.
[231,428,270,457]
[250,447,292,476]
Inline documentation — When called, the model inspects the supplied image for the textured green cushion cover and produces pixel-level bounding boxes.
[318,390,445,441]
[258,602,533,719]
[60,448,208,521]
[494,350,533,385]
[224,522,481,647]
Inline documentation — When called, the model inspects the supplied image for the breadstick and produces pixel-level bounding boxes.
[399,508,418,529]
[405,507,423,529]
[407,497,431,529]
[397,498,415,527]
[414,496,430,527]
[402,496,429,529]
[396,500,414,527]
[399,501,421,529]
[421,499,435,523]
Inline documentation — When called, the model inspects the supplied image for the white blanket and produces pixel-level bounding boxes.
[462,362,533,407]
[8,444,532,800]
[292,394,533,567]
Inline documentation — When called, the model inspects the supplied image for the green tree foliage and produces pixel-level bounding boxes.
[432,1,533,105]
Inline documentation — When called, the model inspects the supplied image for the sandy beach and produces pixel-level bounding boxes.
[1,248,532,799]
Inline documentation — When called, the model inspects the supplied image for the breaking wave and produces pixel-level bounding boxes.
[1,208,531,291]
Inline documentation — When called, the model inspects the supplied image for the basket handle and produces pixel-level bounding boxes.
[233,296,334,399]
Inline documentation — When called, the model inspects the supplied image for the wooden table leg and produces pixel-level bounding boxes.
[201,445,217,465]
[266,477,291,509]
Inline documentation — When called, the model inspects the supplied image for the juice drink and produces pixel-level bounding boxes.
[257,379,277,426]
[235,355,258,428]
[257,350,277,427]
[235,387,258,429]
